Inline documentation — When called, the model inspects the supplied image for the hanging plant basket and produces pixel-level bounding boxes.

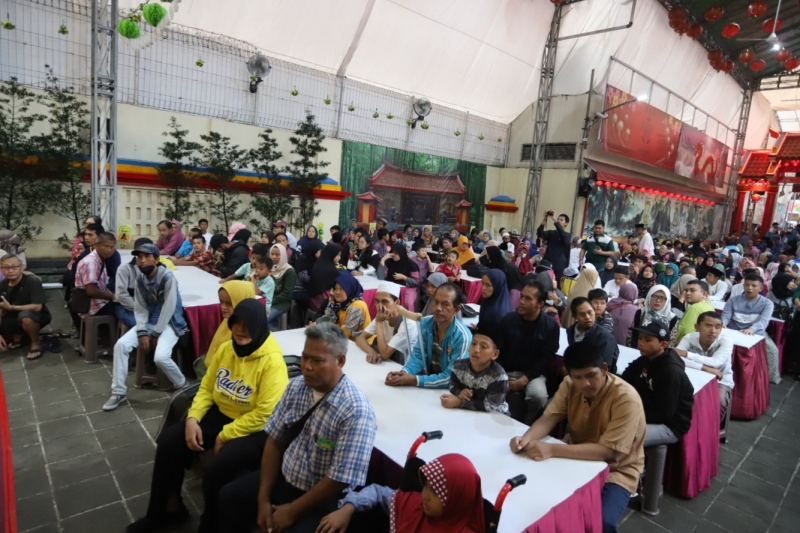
[420,122,429,130]
[454,130,461,137]
[372,109,380,118]
[406,119,413,126]
[142,3,167,27]
[324,96,331,105]
[2,13,15,30]
[497,137,503,142]
[478,134,485,140]
[250,74,259,82]
[196,57,204,67]
[387,113,394,120]
[58,20,68,35]
[348,103,356,112]
[291,86,299,96]
[117,18,140,39]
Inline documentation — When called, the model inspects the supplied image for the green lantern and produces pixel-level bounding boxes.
[142,3,167,28]
[117,19,140,39]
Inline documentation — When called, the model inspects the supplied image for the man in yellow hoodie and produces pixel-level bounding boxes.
[126,299,288,533]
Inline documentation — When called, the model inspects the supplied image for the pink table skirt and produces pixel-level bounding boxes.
[664,379,719,498]
[362,289,377,319]
[731,340,770,420]
[461,278,483,304]
[184,300,266,359]
[767,320,786,374]
[523,468,609,533]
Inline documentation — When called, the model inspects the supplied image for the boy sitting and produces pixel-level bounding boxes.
[248,256,275,316]
[440,328,509,414]
[173,234,220,276]
[603,265,635,298]
[219,243,268,284]
[588,288,614,333]
[436,250,462,283]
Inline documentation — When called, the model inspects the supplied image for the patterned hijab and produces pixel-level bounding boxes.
[641,284,675,327]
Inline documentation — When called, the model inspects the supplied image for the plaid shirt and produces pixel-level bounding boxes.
[75,250,109,317]
[264,374,377,492]
[189,250,220,276]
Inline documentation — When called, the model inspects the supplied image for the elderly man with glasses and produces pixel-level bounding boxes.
[0,254,52,360]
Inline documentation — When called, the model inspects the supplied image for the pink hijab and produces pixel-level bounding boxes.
[228,222,247,241]
[607,283,639,346]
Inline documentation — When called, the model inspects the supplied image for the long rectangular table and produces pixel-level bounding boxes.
[271,329,609,533]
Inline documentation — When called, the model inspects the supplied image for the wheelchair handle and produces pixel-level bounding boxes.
[407,431,444,459]
[493,474,527,511]
[423,430,443,441]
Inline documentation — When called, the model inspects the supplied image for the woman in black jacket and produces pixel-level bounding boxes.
[210,234,250,278]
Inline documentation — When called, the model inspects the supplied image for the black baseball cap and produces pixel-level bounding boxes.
[629,320,669,342]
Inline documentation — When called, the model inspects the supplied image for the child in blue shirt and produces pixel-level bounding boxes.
[249,256,275,314]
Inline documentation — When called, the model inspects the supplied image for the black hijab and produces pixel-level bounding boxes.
[309,243,342,297]
[504,263,524,292]
[695,254,710,279]
[228,299,270,358]
[486,246,505,270]
[599,256,618,286]
[232,228,252,244]
[295,240,324,276]
[771,272,796,300]
[384,242,418,284]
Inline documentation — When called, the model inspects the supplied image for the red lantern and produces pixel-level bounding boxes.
[704,6,725,22]
[776,48,792,62]
[549,0,566,4]
[668,7,686,21]
[722,23,740,38]
[596,180,604,186]
[784,57,800,70]
[708,50,723,62]
[752,193,762,201]
[686,24,703,39]
[738,49,755,63]
[721,60,735,73]
[750,59,766,72]
[747,2,767,19]
[763,18,782,33]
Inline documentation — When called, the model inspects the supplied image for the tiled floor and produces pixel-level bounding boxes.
[2,290,799,532]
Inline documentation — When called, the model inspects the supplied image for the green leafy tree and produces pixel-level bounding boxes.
[192,131,247,235]
[248,128,290,233]
[285,112,330,231]
[158,117,202,223]
[0,77,47,242]
[38,67,92,247]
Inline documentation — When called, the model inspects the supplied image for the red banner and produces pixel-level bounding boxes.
[674,123,728,188]
[603,86,681,172]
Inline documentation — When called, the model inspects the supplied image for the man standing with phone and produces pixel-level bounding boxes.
[537,210,572,287]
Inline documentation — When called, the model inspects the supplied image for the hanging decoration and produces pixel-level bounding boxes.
[668,7,686,21]
[784,57,800,70]
[195,57,204,67]
[291,86,299,96]
[750,59,766,72]
[420,123,430,130]
[776,48,792,62]
[708,50,724,62]
[721,23,740,38]
[497,137,503,142]
[687,24,703,39]
[142,3,167,27]
[372,109,380,118]
[348,103,356,112]
[1,13,15,29]
[116,0,182,50]
[58,20,68,35]
[747,2,767,19]
[324,96,331,105]
[704,6,725,22]
[478,134,485,141]
[406,119,413,126]
[454,130,461,137]
[738,49,755,63]
[117,18,140,39]
[386,112,394,119]
[669,17,691,34]
[549,0,567,4]
[720,60,735,73]
[593,181,715,204]
[763,18,782,33]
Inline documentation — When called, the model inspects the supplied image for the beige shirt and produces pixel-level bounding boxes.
[542,374,646,493]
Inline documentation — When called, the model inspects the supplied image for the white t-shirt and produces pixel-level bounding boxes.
[602,279,635,298]
[707,279,729,302]
[362,316,419,364]
[203,232,214,250]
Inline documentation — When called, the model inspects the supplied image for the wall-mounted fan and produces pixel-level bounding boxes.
[247,53,271,93]
[410,97,432,128]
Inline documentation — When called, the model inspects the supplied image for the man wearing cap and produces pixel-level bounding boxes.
[499,232,515,256]
[621,320,694,447]
[355,282,418,365]
[104,243,188,411]
[272,220,297,250]
[705,264,730,302]
[537,211,571,286]
[635,224,654,259]
[581,220,617,271]
[113,238,150,328]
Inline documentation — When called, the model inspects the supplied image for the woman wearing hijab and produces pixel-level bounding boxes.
[484,243,505,269]
[227,222,246,242]
[130,299,287,533]
[290,240,325,326]
[598,256,618,287]
[296,225,320,251]
[628,284,678,347]
[194,280,256,379]
[268,244,297,330]
[767,271,798,309]
[381,242,421,287]
[421,225,435,248]
[533,271,567,317]
[231,228,252,248]
[635,264,656,301]
[669,273,698,315]
[607,283,639,346]
[561,265,600,328]
[476,269,511,331]
[516,243,534,275]
[322,272,372,340]
[419,273,450,318]
[695,254,712,279]
[308,243,343,311]
[455,235,477,267]
[657,263,680,289]
[350,233,381,277]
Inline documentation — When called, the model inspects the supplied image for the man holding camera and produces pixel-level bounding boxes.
[537,210,572,286]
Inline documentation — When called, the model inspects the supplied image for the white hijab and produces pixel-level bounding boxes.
[641,284,675,327]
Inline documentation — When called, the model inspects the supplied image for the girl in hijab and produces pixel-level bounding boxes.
[350,233,381,277]
[607,283,639,346]
[322,272,372,340]
[290,240,326,326]
[297,225,320,251]
[484,244,505,270]
[516,243,534,276]
[628,284,677,347]
[227,222,246,242]
[477,269,512,331]
[657,263,680,289]
[134,299,287,533]
[308,243,343,303]
[346,229,357,252]
[268,244,297,330]
[695,254,711,279]
[562,265,600,328]
[599,256,618,287]
[767,270,798,308]
[422,225,435,247]
[194,280,256,379]
[435,236,454,263]
[635,264,656,301]
[381,242,421,287]
[318,453,486,533]
[456,235,477,267]
[231,228,252,249]
[260,231,274,246]
[412,227,424,245]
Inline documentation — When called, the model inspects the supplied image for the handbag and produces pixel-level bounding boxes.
[773,302,793,321]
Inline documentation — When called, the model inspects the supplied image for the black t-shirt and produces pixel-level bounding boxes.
[1,274,51,320]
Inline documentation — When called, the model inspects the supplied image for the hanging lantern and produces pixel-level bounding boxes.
[763,18,782,33]
[704,6,725,22]
[722,23,740,38]
[549,0,566,4]
[142,3,167,28]
[117,18,140,39]
[752,193,763,201]
[750,59,767,72]
[775,48,792,62]
[668,7,686,21]
[687,24,703,39]
[596,181,605,186]
[708,50,724,62]
[738,49,755,63]
[677,19,692,34]
[721,60,735,73]
[747,2,767,19]
[784,57,800,70]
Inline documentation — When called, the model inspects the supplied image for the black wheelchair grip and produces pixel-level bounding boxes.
[423,430,443,441]
[507,474,527,488]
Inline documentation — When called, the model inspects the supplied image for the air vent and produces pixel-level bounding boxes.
[521,143,577,162]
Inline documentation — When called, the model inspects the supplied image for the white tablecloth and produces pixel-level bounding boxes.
[172,266,229,308]
[271,330,607,533]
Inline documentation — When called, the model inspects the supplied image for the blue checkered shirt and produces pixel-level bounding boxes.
[264,374,377,492]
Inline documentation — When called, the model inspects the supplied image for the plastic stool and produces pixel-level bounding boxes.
[276,312,288,331]
[134,344,183,392]
[117,321,131,341]
[640,445,668,516]
[79,315,118,364]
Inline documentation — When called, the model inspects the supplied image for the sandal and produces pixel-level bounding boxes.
[26,349,43,361]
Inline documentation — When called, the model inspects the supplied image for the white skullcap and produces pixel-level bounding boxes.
[502,232,510,237]
[377,281,401,299]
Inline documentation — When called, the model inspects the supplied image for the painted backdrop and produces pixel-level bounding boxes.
[339,141,487,232]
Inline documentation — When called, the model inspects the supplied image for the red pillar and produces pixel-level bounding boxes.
[758,184,780,238]
[730,186,748,235]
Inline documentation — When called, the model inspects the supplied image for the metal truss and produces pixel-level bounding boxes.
[721,87,753,237]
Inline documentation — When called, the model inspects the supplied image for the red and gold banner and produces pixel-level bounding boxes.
[674,123,728,188]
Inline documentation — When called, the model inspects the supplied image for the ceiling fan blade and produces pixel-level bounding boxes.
[736,38,768,41]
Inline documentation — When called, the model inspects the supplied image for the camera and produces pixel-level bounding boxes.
[546,210,555,217]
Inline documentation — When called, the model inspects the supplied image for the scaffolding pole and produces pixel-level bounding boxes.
[91,0,118,234]
[720,87,753,239]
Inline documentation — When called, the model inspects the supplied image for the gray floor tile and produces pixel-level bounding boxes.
[74,379,111,399]
[104,441,156,473]
[34,398,86,423]
[618,511,670,532]
[13,465,50,499]
[7,407,36,429]
[13,443,45,472]
[95,421,150,451]
[717,480,781,519]
[27,373,74,392]
[115,461,154,499]
[1,378,30,396]
[88,405,138,431]
[647,497,701,533]
[126,493,148,520]
[60,502,130,533]
[737,457,794,488]
[774,503,800,532]
[41,432,101,464]
[692,518,730,532]
[130,397,169,420]
[23,361,67,379]
[54,473,121,519]
[10,423,40,449]
[31,386,80,408]
[48,453,111,489]
[753,436,800,462]
[15,492,58,532]
[718,446,745,468]
[39,415,93,442]
[5,391,33,411]
[705,500,772,533]
[141,417,162,438]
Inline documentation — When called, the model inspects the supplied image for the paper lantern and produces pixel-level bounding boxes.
[117,18,140,39]
[704,6,725,22]
[549,0,566,4]
[784,57,800,70]
[596,181,604,186]
[670,18,691,34]
[752,193,762,201]
[747,2,767,19]
[763,18,782,33]
[722,24,740,38]
[776,48,792,62]
[142,3,167,27]
[708,50,724,62]
[750,59,766,72]
[721,60,735,73]
[668,7,686,21]
[738,49,755,63]
[687,24,703,39]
